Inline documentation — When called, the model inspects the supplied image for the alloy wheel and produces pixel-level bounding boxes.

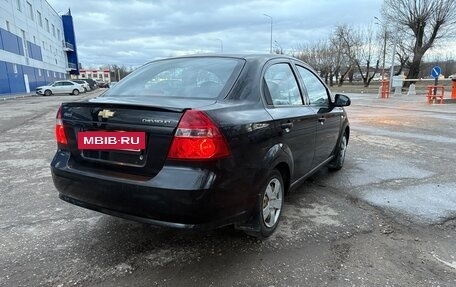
[262,177,283,228]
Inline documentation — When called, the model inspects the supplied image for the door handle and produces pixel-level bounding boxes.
[318,117,326,125]
[281,122,293,130]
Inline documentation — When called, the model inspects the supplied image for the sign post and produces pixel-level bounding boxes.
[431,66,441,95]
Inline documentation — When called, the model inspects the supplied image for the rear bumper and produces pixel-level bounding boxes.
[51,151,256,230]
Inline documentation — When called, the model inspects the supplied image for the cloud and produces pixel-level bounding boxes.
[48,0,384,68]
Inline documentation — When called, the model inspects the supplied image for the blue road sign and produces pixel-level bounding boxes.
[431,66,441,79]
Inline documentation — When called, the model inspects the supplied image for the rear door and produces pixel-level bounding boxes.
[295,65,342,167]
[262,61,316,180]
[62,81,73,93]
[52,82,64,94]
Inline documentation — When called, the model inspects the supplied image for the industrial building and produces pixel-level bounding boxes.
[0,0,79,97]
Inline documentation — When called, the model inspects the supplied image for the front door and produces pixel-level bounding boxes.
[295,65,341,167]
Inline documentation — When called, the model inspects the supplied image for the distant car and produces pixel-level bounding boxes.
[81,78,98,90]
[449,74,456,79]
[36,80,85,96]
[51,54,351,238]
[72,80,90,92]
[98,82,110,88]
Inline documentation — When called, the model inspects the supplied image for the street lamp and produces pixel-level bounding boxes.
[215,38,223,53]
[263,13,273,53]
[374,17,387,81]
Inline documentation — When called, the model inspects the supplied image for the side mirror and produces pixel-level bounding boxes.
[334,94,351,107]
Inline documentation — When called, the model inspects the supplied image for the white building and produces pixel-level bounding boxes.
[0,0,79,96]
[78,69,111,83]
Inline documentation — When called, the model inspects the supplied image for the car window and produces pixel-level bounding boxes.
[264,63,302,106]
[104,58,244,99]
[296,66,329,106]
[53,82,62,86]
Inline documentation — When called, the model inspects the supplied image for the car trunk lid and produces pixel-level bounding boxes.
[60,98,216,178]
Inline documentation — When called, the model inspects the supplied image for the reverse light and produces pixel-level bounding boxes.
[55,106,68,145]
[167,110,230,160]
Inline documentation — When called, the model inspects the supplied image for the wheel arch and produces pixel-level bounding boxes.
[275,162,290,195]
[344,125,350,144]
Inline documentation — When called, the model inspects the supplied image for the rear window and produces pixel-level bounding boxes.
[103,57,244,99]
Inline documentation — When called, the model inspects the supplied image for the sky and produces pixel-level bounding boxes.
[47,0,386,68]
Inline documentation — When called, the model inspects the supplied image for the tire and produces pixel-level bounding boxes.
[245,169,284,239]
[72,89,80,96]
[327,132,348,170]
[44,90,52,96]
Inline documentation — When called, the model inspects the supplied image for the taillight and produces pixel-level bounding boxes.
[167,110,230,160]
[55,106,68,145]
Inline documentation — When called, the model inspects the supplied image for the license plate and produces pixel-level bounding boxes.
[78,131,146,150]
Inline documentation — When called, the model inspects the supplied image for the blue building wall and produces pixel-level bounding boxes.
[0,27,69,97]
[27,41,43,61]
[0,61,9,94]
[6,62,25,93]
[0,28,24,56]
[62,10,79,75]
[0,60,65,96]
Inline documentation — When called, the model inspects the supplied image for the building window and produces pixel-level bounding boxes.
[13,64,18,74]
[81,74,86,78]
[33,36,36,44]
[27,1,33,20]
[42,41,45,50]
[54,71,56,77]
[38,69,42,76]
[37,11,42,27]
[21,30,26,54]
[57,29,61,40]
[45,18,49,32]
[16,0,21,12]
[6,21,10,32]
[52,24,55,37]
[47,70,49,77]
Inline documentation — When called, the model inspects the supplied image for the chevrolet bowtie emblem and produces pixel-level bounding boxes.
[98,109,115,119]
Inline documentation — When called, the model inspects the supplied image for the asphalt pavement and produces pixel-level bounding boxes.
[0,91,455,286]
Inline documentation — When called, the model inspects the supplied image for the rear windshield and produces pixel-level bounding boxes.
[103,57,244,99]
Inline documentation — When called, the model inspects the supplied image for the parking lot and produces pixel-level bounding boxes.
[1,91,455,286]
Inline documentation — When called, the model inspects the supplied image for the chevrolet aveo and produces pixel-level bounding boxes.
[51,54,351,238]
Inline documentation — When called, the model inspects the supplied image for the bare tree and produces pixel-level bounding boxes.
[273,41,285,55]
[382,0,456,86]
[353,25,382,87]
[294,41,335,85]
[330,25,358,86]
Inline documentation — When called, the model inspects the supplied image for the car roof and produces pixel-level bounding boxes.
[147,53,306,67]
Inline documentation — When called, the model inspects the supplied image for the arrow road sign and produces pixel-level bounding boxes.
[431,66,441,79]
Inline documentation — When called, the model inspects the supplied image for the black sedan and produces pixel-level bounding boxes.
[51,54,350,238]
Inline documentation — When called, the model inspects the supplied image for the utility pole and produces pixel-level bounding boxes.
[263,14,273,53]
[215,38,223,52]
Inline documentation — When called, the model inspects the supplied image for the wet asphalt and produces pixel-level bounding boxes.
[0,91,455,286]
